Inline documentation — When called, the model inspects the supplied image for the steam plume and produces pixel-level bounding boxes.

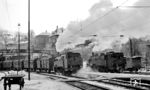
[56,0,150,52]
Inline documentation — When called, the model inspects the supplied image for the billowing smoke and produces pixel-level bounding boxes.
[56,0,150,52]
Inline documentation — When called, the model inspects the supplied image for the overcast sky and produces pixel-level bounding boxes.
[0,0,140,35]
[54,0,150,51]
[2,0,150,52]
[0,0,100,34]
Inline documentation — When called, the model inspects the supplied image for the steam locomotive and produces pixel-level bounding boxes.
[88,52,126,72]
[88,51,142,72]
[54,52,83,75]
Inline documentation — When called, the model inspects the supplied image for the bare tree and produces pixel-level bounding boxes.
[0,31,12,51]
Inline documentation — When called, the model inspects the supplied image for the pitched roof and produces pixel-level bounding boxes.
[38,31,51,36]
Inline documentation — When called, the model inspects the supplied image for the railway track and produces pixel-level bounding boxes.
[37,73,150,90]
[96,79,150,90]
[110,78,150,89]
[66,81,109,90]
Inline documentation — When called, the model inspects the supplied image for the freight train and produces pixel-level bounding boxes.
[0,51,142,74]
[0,52,83,75]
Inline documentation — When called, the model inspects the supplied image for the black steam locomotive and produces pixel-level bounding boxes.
[88,52,126,72]
[88,51,142,72]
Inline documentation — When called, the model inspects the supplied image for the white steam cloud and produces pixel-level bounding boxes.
[56,0,150,52]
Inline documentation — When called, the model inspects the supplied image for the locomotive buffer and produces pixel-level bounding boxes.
[2,75,25,90]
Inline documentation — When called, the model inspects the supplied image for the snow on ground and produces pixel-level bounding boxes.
[0,73,5,78]
[75,71,150,80]
[0,71,80,90]
[74,67,150,80]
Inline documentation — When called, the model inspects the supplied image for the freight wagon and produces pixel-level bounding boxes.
[36,56,54,72]
[3,60,13,70]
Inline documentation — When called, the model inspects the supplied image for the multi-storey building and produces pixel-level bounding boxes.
[0,27,63,60]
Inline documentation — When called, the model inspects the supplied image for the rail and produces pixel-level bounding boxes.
[38,73,150,90]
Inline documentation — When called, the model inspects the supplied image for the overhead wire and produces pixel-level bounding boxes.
[80,0,150,33]
[120,6,150,8]
[80,0,129,31]
[79,0,150,39]
[114,4,150,32]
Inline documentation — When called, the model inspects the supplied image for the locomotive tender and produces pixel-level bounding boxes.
[54,52,83,75]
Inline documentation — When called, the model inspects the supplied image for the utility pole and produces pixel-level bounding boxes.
[129,38,133,57]
[145,52,148,71]
[146,45,150,71]
[28,0,31,80]
[18,23,21,71]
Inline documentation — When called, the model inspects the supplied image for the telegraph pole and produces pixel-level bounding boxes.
[18,23,21,71]
[129,38,133,57]
[146,45,150,71]
[28,0,31,80]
